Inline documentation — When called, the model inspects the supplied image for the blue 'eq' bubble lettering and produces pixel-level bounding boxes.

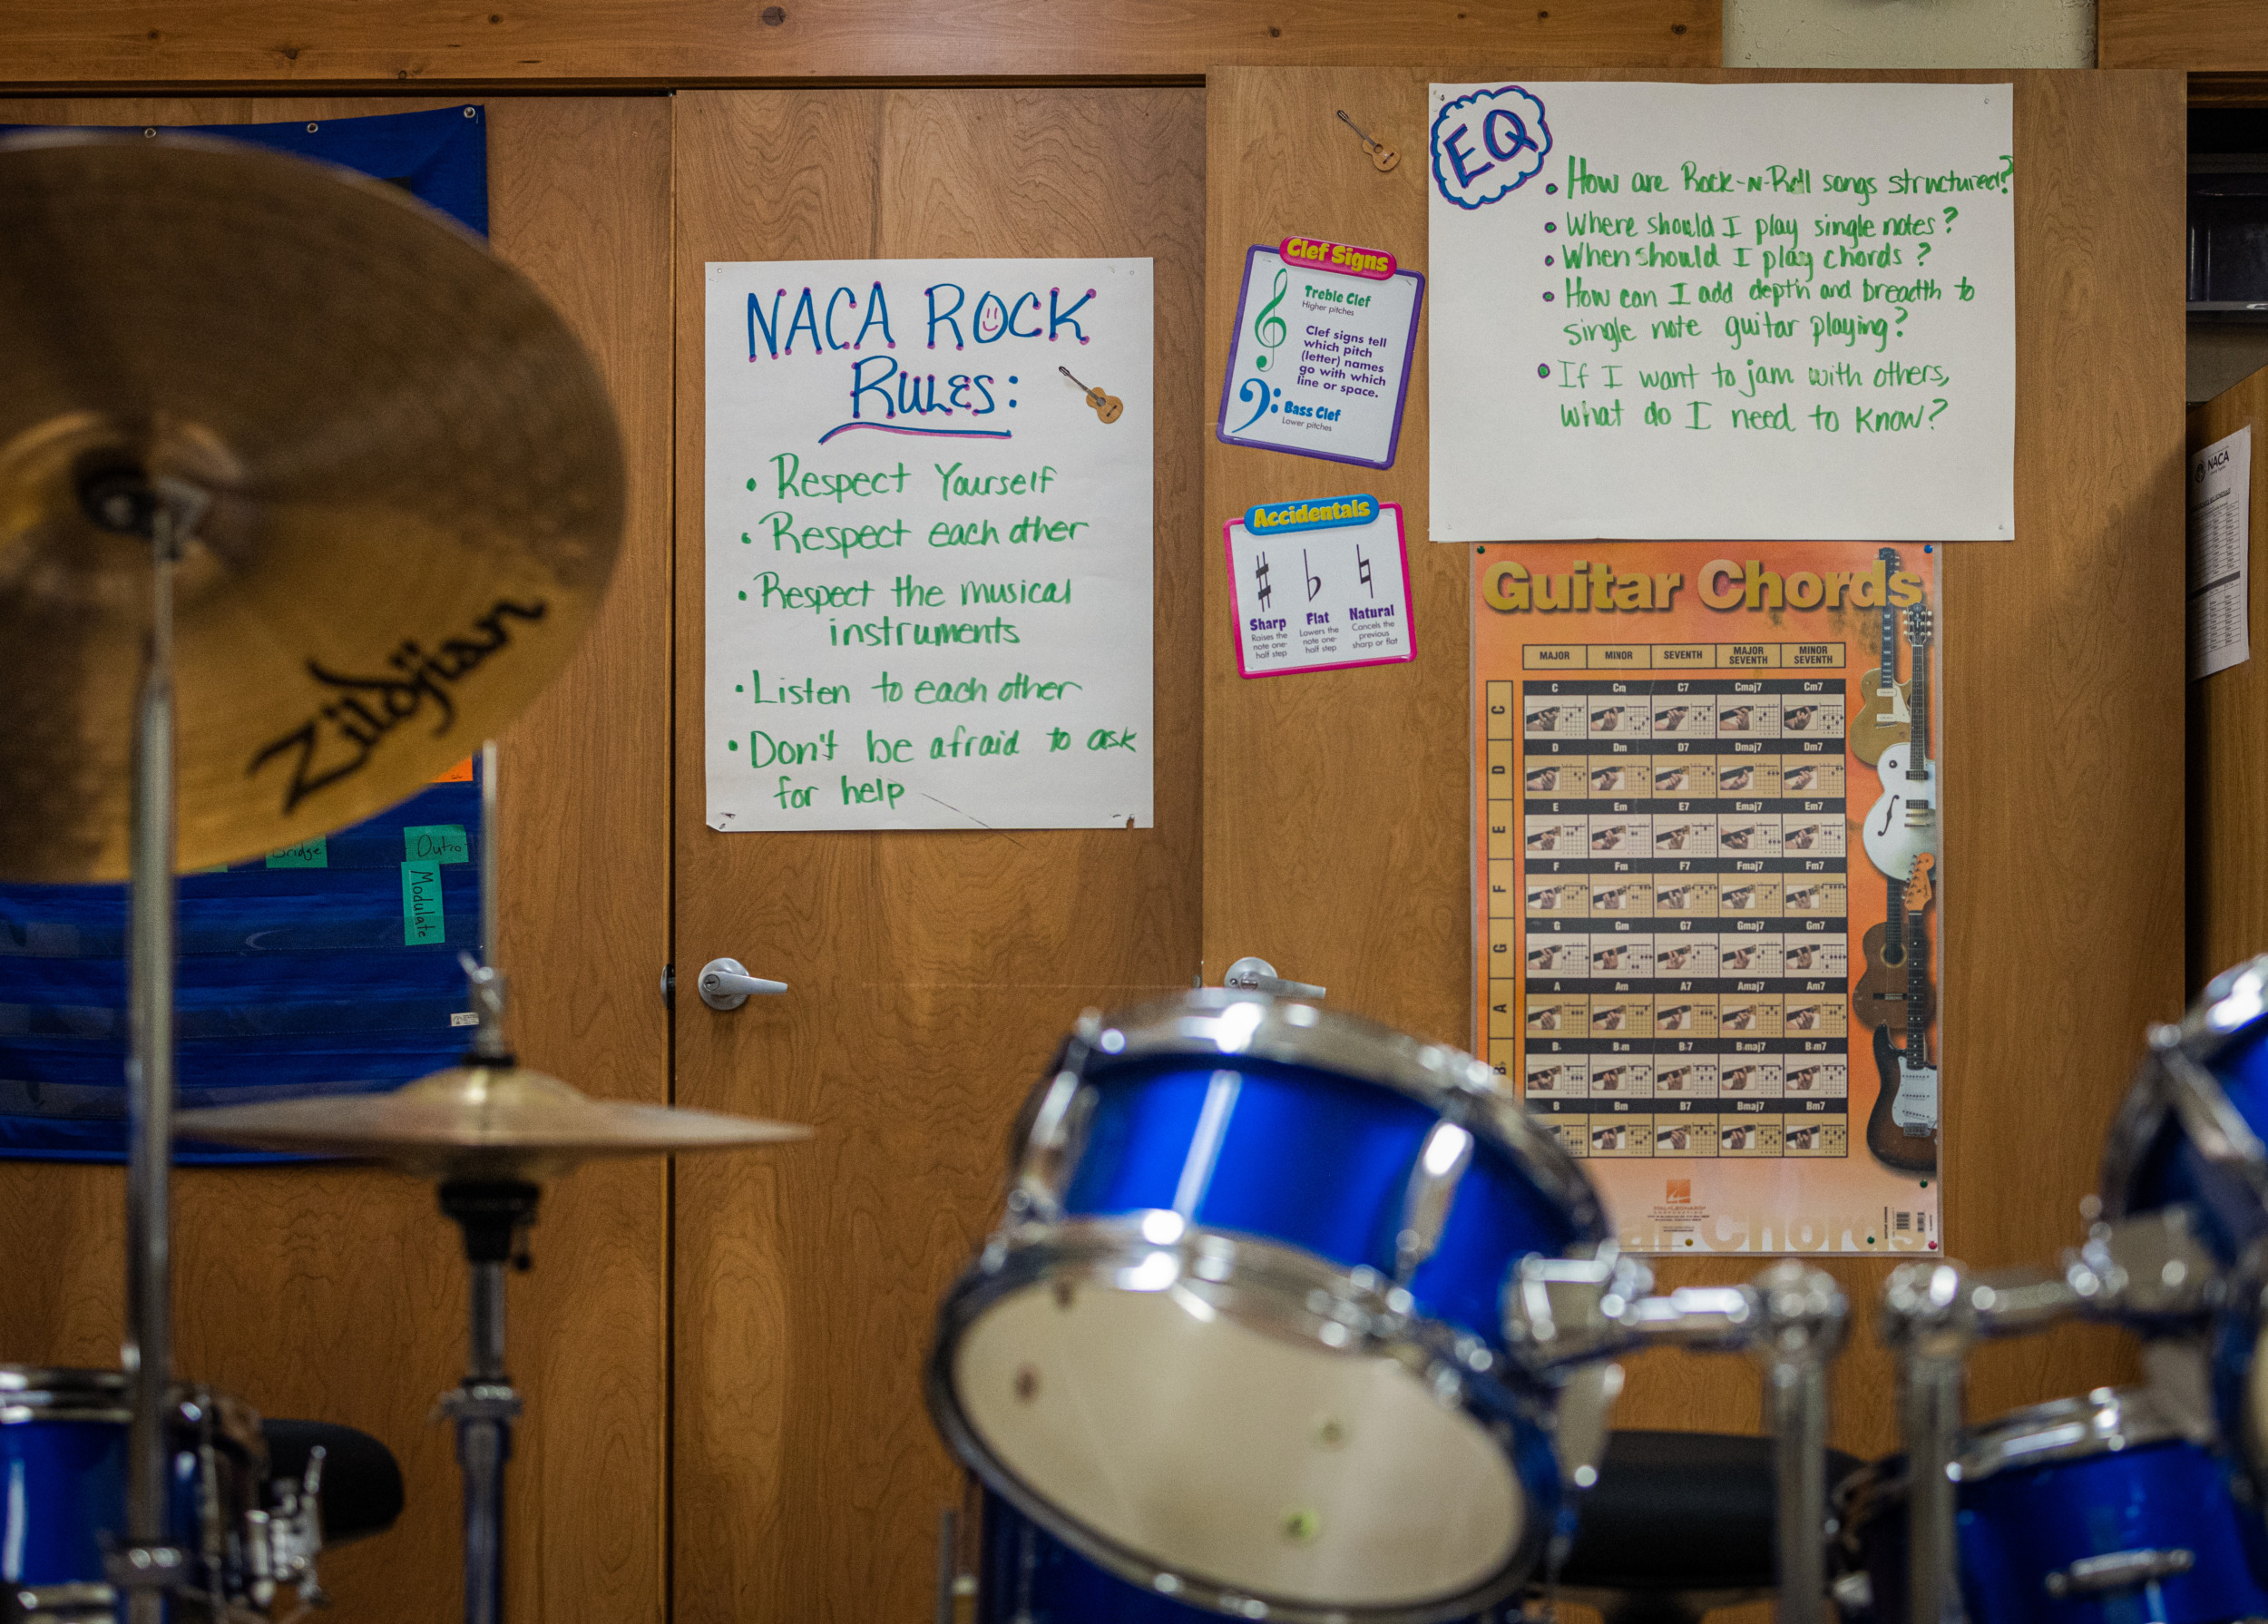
[1432,84,1552,210]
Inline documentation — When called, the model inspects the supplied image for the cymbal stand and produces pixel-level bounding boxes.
[436,1170,539,1624]
[106,474,209,1623]
[1507,1252,1848,1624]
[437,741,531,1624]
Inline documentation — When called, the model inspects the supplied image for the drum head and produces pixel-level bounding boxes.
[943,1257,1533,1619]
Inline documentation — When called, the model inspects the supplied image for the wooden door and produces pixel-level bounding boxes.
[1203,67,2185,1461]
[0,93,674,1624]
[669,88,1205,1624]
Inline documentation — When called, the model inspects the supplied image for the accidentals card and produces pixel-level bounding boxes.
[1217,240,1424,469]
[1224,496,1415,677]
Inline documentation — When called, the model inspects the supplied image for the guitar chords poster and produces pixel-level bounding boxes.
[1471,541,1942,1254]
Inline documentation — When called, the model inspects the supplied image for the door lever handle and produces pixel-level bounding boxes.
[697,957,788,1011]
[1223,956,1325,1000]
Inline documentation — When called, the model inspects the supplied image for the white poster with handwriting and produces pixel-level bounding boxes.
[1428,82,2014,541]
[704,259,1154,831]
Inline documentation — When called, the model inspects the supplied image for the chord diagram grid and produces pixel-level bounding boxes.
[1486,654,1850,1160]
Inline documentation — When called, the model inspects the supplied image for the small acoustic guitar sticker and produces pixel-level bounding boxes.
[1336,110,1400,172]
[1059,367,1122,424]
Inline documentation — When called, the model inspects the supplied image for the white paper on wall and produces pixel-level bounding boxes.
[704,259,1154,831]
[1428,81,2015,542]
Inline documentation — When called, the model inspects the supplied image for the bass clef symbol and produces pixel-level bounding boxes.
[1252,266,1289,370]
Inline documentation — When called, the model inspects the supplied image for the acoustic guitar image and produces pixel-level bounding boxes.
[1854,852,1937,1032]
[1867,851,1940,1175]
[1059,366,1123,423]
[1851,546,1913,767]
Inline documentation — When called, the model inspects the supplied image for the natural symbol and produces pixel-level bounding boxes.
[1432,84,1551,210]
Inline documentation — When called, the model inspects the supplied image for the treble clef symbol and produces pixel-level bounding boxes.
[1252,267,1289,370]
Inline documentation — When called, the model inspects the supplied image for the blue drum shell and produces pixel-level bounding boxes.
[1059,1053,1590,1348]
[977,1490,1524,1624]
[2121,1022,2268,1264]
[1849,1434,2268,1624]
[0,1413,132,1586]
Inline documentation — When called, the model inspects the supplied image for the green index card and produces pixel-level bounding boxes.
[405,824,470,865]
[266,838,328,869]
[401,859,446,945]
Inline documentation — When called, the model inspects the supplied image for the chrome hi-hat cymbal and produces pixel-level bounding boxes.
[0,132,624,882]
[175,1064,810,1184]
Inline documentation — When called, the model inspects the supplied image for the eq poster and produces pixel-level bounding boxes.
[1472,543,1943,1254]
[1429,82,2014,542]
[704,259,1154,832]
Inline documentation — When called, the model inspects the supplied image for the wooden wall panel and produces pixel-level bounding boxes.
[1204,66,2185,1464]
[0,0,1713,89]
[0,93,673,1624]
[668,87,1206,1624]
[2102,2,2268,70]
[2188,369,2268,987]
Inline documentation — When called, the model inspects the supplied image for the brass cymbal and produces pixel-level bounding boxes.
[0,133,624,882]
[176,1063,810,1183]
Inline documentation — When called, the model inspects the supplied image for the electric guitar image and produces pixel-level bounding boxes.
[1862,603,1938,884]
[1850,546,1912,767]
[1867,853,1939,1175]
[1853,852,1937,1031]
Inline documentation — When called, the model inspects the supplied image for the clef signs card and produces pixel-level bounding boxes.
[1217,239,1424,469]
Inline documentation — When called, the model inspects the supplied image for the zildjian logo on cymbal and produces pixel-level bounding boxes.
[248,599,549,812]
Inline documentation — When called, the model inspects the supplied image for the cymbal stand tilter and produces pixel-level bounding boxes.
[101,472,210,1624]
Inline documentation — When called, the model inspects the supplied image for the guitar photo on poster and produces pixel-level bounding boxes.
[1850,546,1912,767]
[1867,854,1939,1175]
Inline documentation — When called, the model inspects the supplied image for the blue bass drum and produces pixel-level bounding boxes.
[974,1491,1522,1624]
[1835,1387,2268,1624]
[929,993,1609,1624]
[0,1367,313,1622]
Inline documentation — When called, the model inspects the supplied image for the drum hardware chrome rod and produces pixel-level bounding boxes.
[1751,1263,1846,1624]
[437,1177,539,1624]
[1507,1253,1848,1624]
[479,740,500,973]
[1880,1212,2225,1624]
[112,475,210,1623]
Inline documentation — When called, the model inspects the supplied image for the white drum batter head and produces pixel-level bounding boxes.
[934,1229,1539,1622]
